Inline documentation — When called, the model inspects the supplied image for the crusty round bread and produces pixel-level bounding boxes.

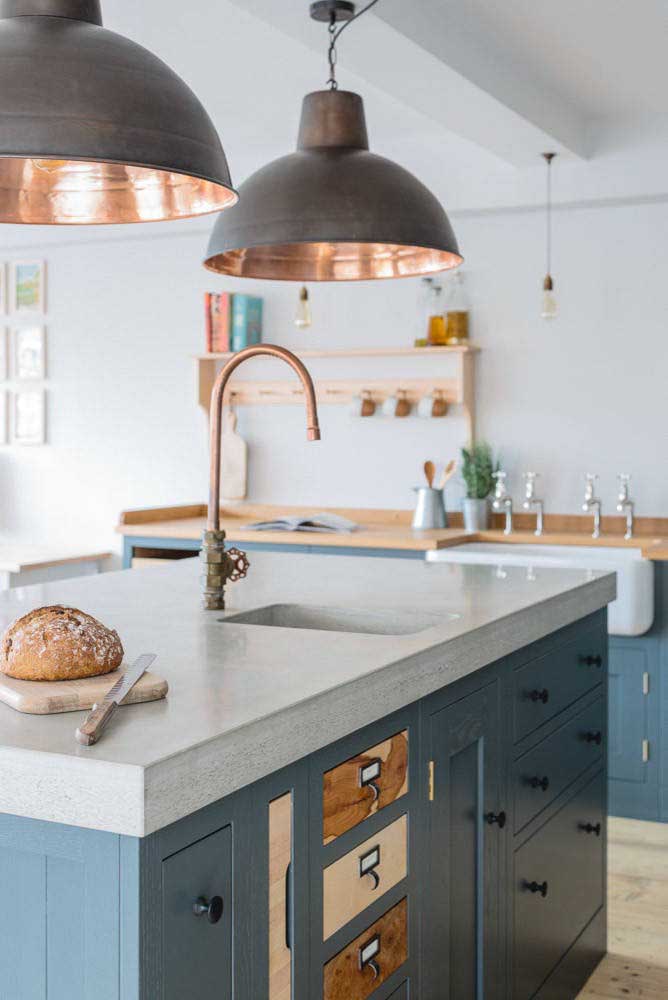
[1,606,124,682]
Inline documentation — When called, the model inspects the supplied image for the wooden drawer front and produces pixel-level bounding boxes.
[324,897,408,1000]
[269,793,292,1000]
[513,771,605,1000]
[513,697,604,833]
[162,825,232,1000]
[323,730,409,844]
[323,815,408,940]
[514,629,606,742]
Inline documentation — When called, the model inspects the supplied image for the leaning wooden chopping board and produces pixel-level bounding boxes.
[0,665,168,715]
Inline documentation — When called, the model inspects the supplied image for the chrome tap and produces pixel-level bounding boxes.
[492,471,513,535]
[582,474,602,539]
[202,345,321,610]
[616,474,634,540]
[522,472,544,536]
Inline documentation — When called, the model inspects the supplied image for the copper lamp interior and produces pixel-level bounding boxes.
[0,157,237,225]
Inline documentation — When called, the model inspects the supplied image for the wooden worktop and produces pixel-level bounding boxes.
[117,503,668,560]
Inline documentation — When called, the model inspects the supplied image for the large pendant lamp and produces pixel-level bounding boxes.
[0,0,236,224]
[204,0,462,281]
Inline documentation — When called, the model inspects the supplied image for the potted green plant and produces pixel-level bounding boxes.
[461,442,496,530]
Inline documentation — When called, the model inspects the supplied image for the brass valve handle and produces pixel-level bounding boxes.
[227,548,250,582]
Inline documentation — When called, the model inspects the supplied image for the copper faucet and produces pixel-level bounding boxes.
[202,344,321,610]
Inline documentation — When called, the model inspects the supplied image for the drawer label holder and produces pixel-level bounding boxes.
[359,845,381,890]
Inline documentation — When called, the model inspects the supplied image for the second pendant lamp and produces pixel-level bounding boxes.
[204,0,462,282]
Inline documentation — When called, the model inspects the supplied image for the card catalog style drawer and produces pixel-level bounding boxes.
[513,629,606,742]
[323,815,408,940]
[513,771,605,1000]
[323,730,409,844]
[323,897,408,1000]
[513,697,604,833]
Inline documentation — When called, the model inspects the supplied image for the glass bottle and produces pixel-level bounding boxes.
[445,271,470,344]
[424,279,447,346]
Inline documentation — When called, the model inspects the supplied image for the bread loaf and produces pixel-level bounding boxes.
[1,606,124,681]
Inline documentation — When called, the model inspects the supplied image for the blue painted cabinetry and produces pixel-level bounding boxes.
[0,612,607,999]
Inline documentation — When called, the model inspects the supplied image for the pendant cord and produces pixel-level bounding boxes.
[544,152,555,277]
[327,0,381,89]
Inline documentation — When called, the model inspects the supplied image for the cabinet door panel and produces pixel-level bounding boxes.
[162,826,232,1000]
[425,682,502,1000]
[608,641,651,784]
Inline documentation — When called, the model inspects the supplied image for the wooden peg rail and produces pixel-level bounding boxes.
[196,344,478,442]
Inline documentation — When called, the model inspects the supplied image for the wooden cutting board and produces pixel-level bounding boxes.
[0,665,168,716]
[220,408,248,500]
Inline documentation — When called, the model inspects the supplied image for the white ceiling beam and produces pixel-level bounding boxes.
[232,0,591,165]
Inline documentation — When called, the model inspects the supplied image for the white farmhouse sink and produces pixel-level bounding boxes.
[427,543,654,636]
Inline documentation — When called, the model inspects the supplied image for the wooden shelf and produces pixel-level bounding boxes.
[196,344,479,362]
[196,343,478,442]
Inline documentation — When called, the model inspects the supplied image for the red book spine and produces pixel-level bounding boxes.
[211,293,231,353]
[204,293,213,353]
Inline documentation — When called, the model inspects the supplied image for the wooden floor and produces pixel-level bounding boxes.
[577,817,668,998]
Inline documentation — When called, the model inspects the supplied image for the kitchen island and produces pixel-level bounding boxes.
[0,553,614,999]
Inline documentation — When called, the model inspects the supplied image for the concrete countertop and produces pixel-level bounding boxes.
[0,553,615,837]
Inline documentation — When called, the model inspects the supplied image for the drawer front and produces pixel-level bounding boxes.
[163,825,233,1000]
[324,897,408,1000]
[514,629,606,742]
[269,793,292,1000]
[513,698,604,833]
[323,814,408,940]
[513,771,605,1000]
[323,730,409,844]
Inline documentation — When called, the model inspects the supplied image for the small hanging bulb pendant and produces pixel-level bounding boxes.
[541,274,557,320]
[295,286,312,329]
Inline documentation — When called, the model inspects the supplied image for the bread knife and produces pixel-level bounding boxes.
[75,653,157,747]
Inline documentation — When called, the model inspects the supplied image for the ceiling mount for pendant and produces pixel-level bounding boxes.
[310,1,355,23]
[204,0,461,281]
[0,0,236,224]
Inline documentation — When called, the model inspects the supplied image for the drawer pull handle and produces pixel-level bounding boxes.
[359,933,381,978]
[486,811,507,829]
[192,896,224,924]
[584,731,603,746]
[528,688,550,704]
[580,822,602,837]
[529,775,550,792]
[580,654,603,668]
[525,880,549,898]
[359,845,381,890]
[359,758,382,803]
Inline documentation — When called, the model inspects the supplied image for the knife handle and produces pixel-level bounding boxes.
[76,701,118,747]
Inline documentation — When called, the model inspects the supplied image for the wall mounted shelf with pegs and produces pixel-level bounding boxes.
[195,344,478,442]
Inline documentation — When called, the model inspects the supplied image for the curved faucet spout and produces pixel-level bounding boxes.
[207,344,321,532]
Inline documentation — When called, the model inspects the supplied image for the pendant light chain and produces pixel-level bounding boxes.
[326,0,381,90]
[543,151,556,277]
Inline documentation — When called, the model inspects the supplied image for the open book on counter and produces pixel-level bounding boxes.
[245,512,358,534]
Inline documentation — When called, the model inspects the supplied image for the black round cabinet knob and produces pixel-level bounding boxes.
[579,822,602,837]
[529,775,550,792]
[581,654,603,667]
[584,731,603,745]
[486,811,507,829]
[528,689,550,704]
[526,880,549,898]
[193,896,224,924]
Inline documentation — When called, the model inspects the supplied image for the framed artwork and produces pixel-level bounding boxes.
[0,391,7,445]
[12,325,46,380]
[12,389,46,445]
[11,260,46,313]
[0,329,7,381]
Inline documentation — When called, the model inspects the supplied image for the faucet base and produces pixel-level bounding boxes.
[201,529,229,611]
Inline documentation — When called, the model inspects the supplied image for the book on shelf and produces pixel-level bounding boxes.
[231,294,263,352]
[204,292,232,353]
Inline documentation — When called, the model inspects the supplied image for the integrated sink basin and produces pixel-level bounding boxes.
[222,603,457,636]
[427,543,654,636]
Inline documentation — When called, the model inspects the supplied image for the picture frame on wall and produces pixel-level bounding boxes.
[0,329,7,381]
[11,260,46,314]
[12,388,46,445]
[12,325,46,380]
[0,391,7,445]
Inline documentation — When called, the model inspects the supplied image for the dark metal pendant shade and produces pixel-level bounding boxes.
[204,90,462,281]
[0,0,236,224]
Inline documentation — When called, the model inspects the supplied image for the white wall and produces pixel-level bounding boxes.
[1,194,666,558]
